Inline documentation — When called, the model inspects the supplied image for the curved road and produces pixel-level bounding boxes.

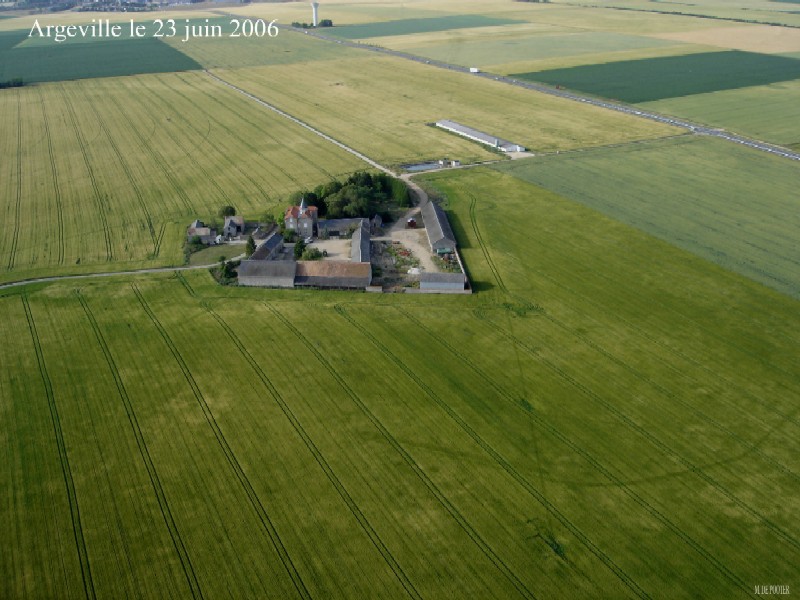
[291,26,800,162]
[0,263,229,291]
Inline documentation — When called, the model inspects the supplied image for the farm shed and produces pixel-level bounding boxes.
[295,261,372,289]
[351,221,371,263]
[435,120,525,153]
[238,260,296,288]
[250,233,284,261]
[421,201,457,253]
[419,272,467,291]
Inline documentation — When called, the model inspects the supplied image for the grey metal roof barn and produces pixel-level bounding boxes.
[421,201,457,253]
[419,272,466,291]
[351,221,371,263]
[435,120,526,153]
[238,260,296,288]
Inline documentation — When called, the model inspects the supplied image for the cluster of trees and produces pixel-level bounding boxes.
[0,78,24,90]
[291,19,333,28]
[283,172,410,221]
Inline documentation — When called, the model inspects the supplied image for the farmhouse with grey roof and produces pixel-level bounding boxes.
[223,215,245,238]
[421,201,457,254]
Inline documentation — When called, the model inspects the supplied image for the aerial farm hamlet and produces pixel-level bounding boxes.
[228,197,470,293]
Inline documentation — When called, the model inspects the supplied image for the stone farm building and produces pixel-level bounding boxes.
[239,217,373,290]
[223,215,245,238]
[187,220,217,244]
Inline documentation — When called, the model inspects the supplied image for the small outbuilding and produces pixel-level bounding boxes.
[187,219,217,244]
[419,272,467,291]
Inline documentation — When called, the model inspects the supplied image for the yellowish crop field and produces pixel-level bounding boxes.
[216,52,680,167]
[0,71,366,283]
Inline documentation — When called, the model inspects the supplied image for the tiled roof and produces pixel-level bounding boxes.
[285,205,319,220]
[295,261,371,288]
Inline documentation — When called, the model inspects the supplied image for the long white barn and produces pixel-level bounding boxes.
[435,120,525,153]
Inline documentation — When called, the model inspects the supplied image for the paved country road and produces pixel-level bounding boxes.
[290,27,800,162]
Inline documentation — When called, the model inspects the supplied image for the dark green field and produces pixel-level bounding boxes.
[326,15,525,40]
[0,36,201,83]
[514,50,800,102]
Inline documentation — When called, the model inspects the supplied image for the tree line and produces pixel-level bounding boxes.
[283,171,410,221]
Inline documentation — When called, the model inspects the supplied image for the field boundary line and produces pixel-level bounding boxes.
[58,85,113,262]
[397,306,756,595]
[131,284,311,600]
[204,71,395,176]
[207,305,423,600]
[75,290,204,600]
[21,295,96,600]
[7,90,22,271]
[38,87,66,266]
[264,304,535,600]
[333,304,651,600]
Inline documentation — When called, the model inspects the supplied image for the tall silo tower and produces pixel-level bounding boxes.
[311,2,320,27]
